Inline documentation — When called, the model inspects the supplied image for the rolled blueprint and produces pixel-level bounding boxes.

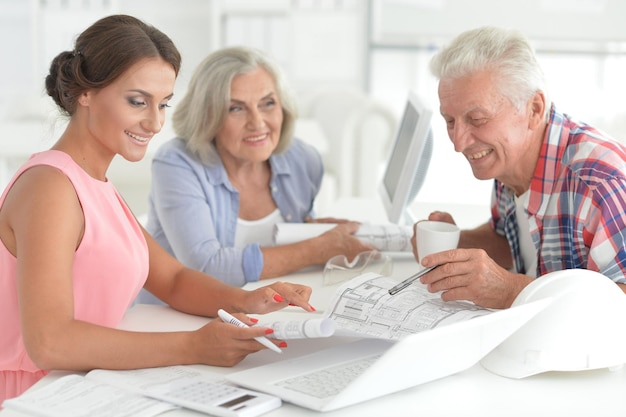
[263,317,336,339]
[274,223,413,252]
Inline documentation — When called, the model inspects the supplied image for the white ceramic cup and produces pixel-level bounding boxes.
[416,220,461,266]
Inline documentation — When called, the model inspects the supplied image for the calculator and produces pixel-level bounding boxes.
[154,379,281,417]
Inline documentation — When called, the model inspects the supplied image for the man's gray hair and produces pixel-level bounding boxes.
[430,26,551,118]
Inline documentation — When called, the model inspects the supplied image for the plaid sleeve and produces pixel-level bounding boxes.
[586,175,626,283]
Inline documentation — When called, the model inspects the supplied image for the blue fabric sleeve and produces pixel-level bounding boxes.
[145,138,323,290]
[146,140,262,287]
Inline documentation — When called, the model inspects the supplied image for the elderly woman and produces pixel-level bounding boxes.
[142,46,371,296]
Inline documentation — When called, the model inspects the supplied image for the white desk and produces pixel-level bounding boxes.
[3,256,626,417]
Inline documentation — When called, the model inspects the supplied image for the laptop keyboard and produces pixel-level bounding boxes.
[275,355,381,399]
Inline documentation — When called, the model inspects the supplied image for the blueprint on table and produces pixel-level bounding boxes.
[325,272,495,340]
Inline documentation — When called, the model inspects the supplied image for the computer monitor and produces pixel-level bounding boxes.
[378,91,434,225]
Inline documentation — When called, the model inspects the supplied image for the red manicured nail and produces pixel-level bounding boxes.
[273,294,284,303]
[278,342,288,348]
[249,317,258,323]
[265,328,274,335]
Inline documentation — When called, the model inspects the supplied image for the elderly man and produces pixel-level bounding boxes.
[413,26,626,308]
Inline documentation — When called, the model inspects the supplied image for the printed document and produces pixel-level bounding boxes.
[258,272,495,341]
[326,272,494,340]
[2,373,176,417]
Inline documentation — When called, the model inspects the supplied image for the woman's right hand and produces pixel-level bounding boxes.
[192,314,284,367]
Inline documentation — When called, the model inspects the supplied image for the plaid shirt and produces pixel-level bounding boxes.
[491,106,626,283]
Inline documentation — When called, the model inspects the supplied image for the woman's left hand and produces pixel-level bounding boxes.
[243,281,315,314]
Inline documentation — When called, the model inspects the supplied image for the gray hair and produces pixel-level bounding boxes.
[172,46,297,165]
[430,26,551,118]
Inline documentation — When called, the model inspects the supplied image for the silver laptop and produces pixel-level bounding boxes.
[226,298,549,412]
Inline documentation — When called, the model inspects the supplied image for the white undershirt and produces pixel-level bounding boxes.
[234,208,284,248]
[515,191,538,277]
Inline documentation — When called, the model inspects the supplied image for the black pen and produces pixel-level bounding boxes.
[388,265,439,295]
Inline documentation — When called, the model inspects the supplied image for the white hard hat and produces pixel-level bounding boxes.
[481,268,626,378]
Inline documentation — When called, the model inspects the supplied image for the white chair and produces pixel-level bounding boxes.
[299,89,397,199]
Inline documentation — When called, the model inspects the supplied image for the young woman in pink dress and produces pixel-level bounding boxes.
[0,14,314,403]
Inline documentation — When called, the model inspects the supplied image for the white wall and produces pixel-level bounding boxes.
[373,0,626,44]
[367,0,626,217]
[1,0,625,218]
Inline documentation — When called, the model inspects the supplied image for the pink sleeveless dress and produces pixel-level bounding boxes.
[0,150,149,403]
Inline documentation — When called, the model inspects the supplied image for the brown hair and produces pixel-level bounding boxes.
[45,14,181,116]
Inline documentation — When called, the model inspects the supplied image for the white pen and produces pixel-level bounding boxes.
[217,309,282,353]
